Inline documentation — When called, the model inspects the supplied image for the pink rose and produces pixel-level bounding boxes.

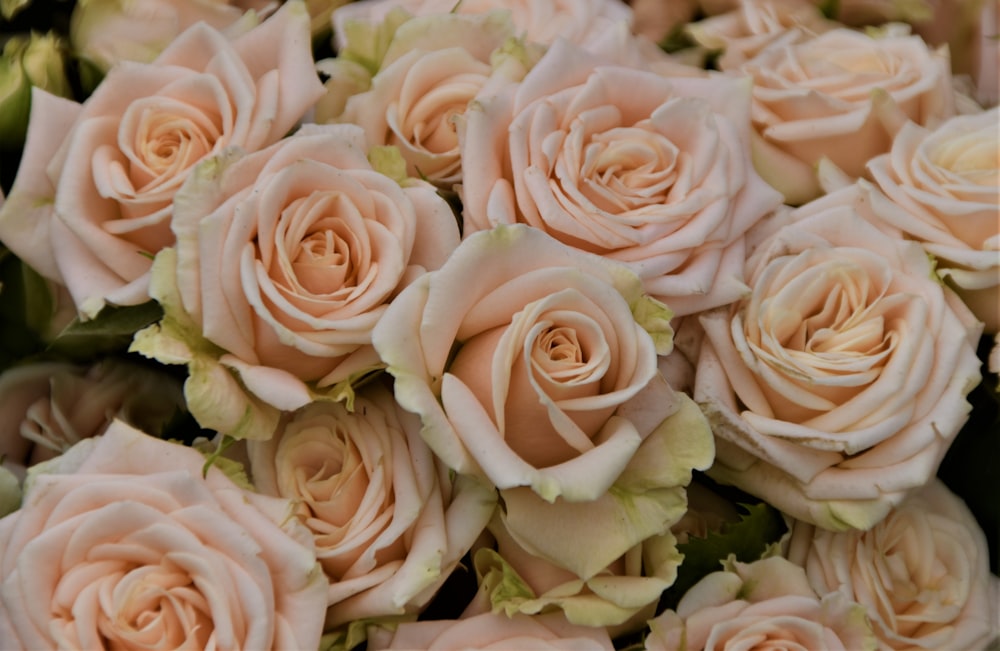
[864,108,999,331]
[247,382,495,627]
[743,25,956,204]
[372,223,679,501]
[0,1,323,316]
[458,39,783,316]
[0,420,327,649]
[685,0,834,70]
[373,225,713,604]
[695,186,983,530]
[326,11,521,187]
[69,0,268,74]
[787,479,999,650]
[132,124,459,438]
[367,611,615,650]
[645,556,877,651]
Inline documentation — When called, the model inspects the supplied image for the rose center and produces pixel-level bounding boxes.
[396,71,487,154]
[926,129,1000,185]
[278,192,373,299]
[93,562,213,649]
[568,123,679,214]
[125,98,223,193]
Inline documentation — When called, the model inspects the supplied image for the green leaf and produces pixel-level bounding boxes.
[0,250,50,370]
[657,501,786,613]
[46,300,164,362]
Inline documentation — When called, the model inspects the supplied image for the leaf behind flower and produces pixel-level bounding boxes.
[657,500,786,614]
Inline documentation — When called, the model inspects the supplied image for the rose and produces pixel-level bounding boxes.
[322,11,521,188]
[695,185,983,530]
[786,479,999,650]
[644,556,877,651]
[131,123,459,439]
[247,382,496,627]
[373,224,713,590]
[0,419,327,649]
[0,357,185,474]
[69,0,267,77]
[368,611,615,650]
[374,222,675,499]
[742,24,955,204]
[863,107,999,332]
[0,1,323,316]
[471,387,713,629]
[458,39,783,316]
[685,0,834,71]
[332,0,633,49]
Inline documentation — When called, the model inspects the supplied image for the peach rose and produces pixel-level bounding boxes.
[695,186,983,530]
[471,389,713,628]
[742,24,955,204]
[644,556,877,651]
[247,382,496,627]
[373,223,677,500]
[685,0,834,70]
[0,1,323,316]
[0,420,327,649]
[131,124,459,439]
[69,0,270,75]
[0,357,184,474]
[864,108,999,332]
[786,479,999,650]
[458,39,783,316]
[373,224,713,593]
[367,611,615,650]
[323,11,521,187]
[332,0,633,49]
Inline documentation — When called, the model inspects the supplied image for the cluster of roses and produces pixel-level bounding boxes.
[0,0,997,649]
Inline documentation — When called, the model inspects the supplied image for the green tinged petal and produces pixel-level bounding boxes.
[339,6,414,75]
[129,248,279,440]
[630,295,674,356]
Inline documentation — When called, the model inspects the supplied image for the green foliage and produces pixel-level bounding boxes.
[47,300,164,362]
[0,249,50,370]
[657,501,786,613]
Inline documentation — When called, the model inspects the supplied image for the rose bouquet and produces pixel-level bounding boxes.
[0,0,997,649]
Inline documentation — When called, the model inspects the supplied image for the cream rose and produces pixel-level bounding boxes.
[373,224,713,597]
[373,223,677,500]
[685,0,834,70]
[695,185,983,530]
[70,0,269,75]
[131,124,459,439]
[473,502,697,630]
[325,11,520,188]
[367,611,615,650]
[247,382,496,627]
[864,107,999,332]
[786,479,999,651]
[0,357,185,473]
[0,420,327,649]
[0,1,323,316]
[742,24,955,204]
[458,39,783,316]
[332,0,633,49]
[471,388,713,629]
[644,556,877,651]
